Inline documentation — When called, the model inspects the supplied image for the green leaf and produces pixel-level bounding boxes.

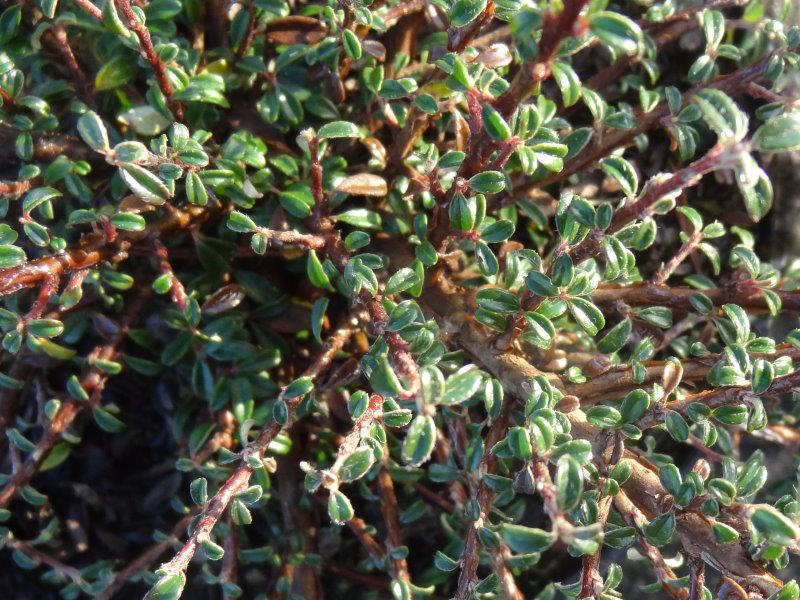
[522,312,555,349]
[185,171,208,205]
[721,303,750,342]
[481,219,514,243]
[283,376,313,399]
[712,521,740,545]
[635,306,673,329]
[620,389,650,422]
[0,244,26,268]
[585,405,622,429]
[597,317,631,353]
[500,523,555,554]
[327,489,354,524]
[278,190,313,218]
[665,410,689,442]
[27,319,63,338]
[568,297,605,336]
[751,505,800,546]
[342,29,362,60]
[77,111,110,152]
[551,61,581,107]
[119,164,170,205]
[448,0,488,28]
[307,250,333,290]
[644,513,675,546]
[468,171,505,194]
[707,478,736,505]
[525,271,558,296]
[386,267,420,295]
[190,477,208,505]
[482,104,511,141]
[144,572,186,600]
[555,455,583,512]
[441,369,482,405]
[659,463,682,496]
[318,121,361,139]
[22,186,61,215]
[507,426,532,460]
[589,11,643,55]
[227,210,258,233]
[740,169,773,222]
[601,156,638,197]
[335,208,382,229]
[702,10,725,53]
[752,359,774,394]
[769,581,800,600]
[110,212,146,232]
[402,415,436,466]
[434,551,461,572]
[449,193,476,232]
[752,112,800,153]
[692,89,748,142]
[92,406,125,432]
[200,536,225,560]
[95,54,137,91]
[338,446,375,482]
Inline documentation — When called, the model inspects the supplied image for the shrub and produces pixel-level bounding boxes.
[1,0,800,598]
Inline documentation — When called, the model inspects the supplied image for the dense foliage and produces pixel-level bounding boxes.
[2,0,800,598]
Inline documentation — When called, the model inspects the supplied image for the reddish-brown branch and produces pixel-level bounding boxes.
[0,286,150,508]
[689,558,706,600]
[73,0,103,21]
[48,25,93,105]
[579,494,612,599]
[0,205,209,301]
[613,491,689,600]
[153,240,188,311]
[493,0,588,118]
[96,510,199,600]
[154,316,357,592]
[652,231,702,285]
[386,2,496,170]
[521,54,772,194]
[609,144,737,232]
[592,280,800,313]
[0,179,34,197]
[116,0,184,121]
[453,398,514,600]
[423,282,784,598]
[376,466,410,582]
[235,1,259,58]
[639,366,800,430]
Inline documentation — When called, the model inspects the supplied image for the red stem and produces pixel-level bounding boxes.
[116,0,184,121]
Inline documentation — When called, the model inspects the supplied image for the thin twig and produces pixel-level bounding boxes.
[116,0,184,121]
[153,316,358,595]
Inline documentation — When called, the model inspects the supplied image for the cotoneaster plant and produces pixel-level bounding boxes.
[1,0,800,599]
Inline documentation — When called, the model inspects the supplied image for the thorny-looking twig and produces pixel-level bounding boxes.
[153,314,358,589]
[423,281,784,598]
[0,285,151,509]
[96,510,199,600]
[613,490,689,600]
[115,0,184,121]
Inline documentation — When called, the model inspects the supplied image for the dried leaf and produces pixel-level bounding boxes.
[202,284,246,315]
[661,359,683,396]
[264,16,328,45]
[334,173,388,197]
[475,43,513,68]
[361,136,387,168]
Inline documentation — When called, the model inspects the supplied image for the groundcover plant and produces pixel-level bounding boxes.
[2,0,800,598]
